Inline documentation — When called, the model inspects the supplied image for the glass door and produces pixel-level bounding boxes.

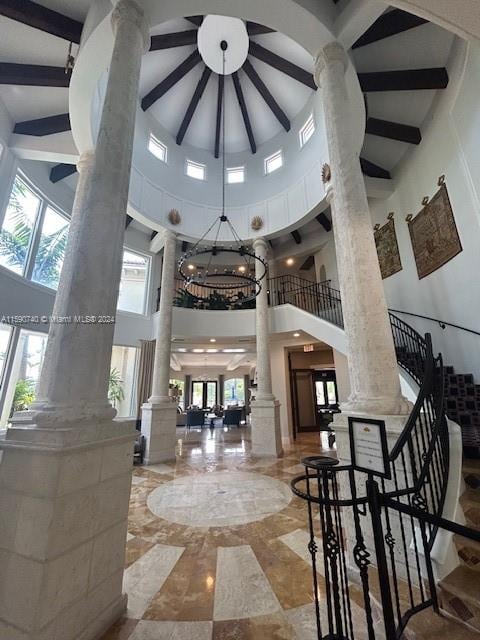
[191,381,218,409]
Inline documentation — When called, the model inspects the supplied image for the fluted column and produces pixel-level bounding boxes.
[251,238,283,456]
[315,43,410,417]
[142,231,178,464]
[28,0,150,429]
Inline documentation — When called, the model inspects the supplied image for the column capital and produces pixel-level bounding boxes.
[163,229,177,245]
[314,42,348,87]
[76,149,95,174]
[253,237,268,254]
[111,0,150,52]
[325,182,335,204]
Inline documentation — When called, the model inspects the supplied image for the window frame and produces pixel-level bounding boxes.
[264,150,283,175]
[148,134,168,163]
[117,247,152,316]
[185,159,207,181]
[299,114,315,148]
[226,166,245,184]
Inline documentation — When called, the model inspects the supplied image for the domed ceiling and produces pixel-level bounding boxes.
[141,15,315,154]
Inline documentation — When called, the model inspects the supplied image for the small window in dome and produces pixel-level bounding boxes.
[148,135,167,162]
[300,114,315,147]
[186,159,206,181]
[264,150,283,175]
[226,166,245,184]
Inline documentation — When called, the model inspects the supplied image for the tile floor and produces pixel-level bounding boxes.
[101,427,476,640]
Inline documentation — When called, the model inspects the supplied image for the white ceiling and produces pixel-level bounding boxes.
[142,18,314,153]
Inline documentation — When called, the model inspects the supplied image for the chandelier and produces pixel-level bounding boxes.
[178,38,267,306]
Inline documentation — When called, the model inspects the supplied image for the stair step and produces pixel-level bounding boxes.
[454,534,480,572]
[438,566,480,631]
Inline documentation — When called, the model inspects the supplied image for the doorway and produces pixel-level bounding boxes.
[191,380,218,409]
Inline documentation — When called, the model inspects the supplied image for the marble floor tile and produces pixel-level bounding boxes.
[213,545,282,621]
[123,544,185,618]
[147,471,292,527]
[129,620,212,640]
[277,529,324,574]
[132,476,146,485]
[145,463,176,476]
[126,532,135,541]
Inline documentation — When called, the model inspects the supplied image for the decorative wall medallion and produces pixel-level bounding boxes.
[408,182,462,279]
[251,216,263,231]
[321,163,331,184]
[374,219,402,280]
[168,208,181,225]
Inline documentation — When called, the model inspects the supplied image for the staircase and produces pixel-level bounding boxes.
[266,276,480,634]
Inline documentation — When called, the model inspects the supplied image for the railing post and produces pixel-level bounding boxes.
[366,476,397,640]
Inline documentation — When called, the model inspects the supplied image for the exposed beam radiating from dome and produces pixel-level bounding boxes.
[316,212,332,232]
[141,50,201,111]
[232,72,256,154]
[150,29,198,51]
[243,59,290,132]
[366,117,421,144]
[186,16,203,27]
[14,113,71,136]
[248,41,316,90]
[0,0,83,43]
[360,157,391,180]
[176,66,212,145]
[50,163,76,183]
[358,68,448,92]
[291,230,302,244]
[0,63,71,87]
[214,74,224,159]
[352,9,428,49]
[247,22,275,36]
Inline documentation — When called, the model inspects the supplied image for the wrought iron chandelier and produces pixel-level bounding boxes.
[178,39,267,306]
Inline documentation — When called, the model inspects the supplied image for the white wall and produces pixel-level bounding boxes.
[369,40,480,378]
[314,236,339,288]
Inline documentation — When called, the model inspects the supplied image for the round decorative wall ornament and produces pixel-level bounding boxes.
[251,216,264,231]
[168,208,181,225]
[321,163,331,184]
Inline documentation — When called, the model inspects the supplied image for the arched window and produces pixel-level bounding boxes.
[224,377,245,405]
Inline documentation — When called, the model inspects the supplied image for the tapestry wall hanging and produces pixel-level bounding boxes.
[374,219,402,279]
[408,183,462,280]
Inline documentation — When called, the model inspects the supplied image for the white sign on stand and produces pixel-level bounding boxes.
[348,417,390,479]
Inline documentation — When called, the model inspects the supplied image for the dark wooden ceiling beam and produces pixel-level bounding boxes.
[185,16,203,26]
[291,230,302,245]
[352,9,428,49]
[150,29,197,51]
[232,72,256,154]
[125,215,133,229]
[50,163,76,183]
[14,113,70,136]
[248,41,316,90]
[358,68,448,92]
[214,74,224,159]
[141,50,201,111]
[316,212,332,232]
[360,157,391,180]
[181,240,189,252]
[366,117,421,144]
[0,0,83,43]
[300,255,314,271]
[0,63,71,87]
[176,66,212,145]
[247,22,275,36]
[243,59,290,132]
[151,230,158,241]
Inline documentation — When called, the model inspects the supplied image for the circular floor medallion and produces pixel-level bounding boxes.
[147,471,292,527]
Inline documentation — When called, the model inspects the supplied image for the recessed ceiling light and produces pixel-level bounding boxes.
[192,349,205,353]
[210,338,216,343]
[207,349,218,353]
[238,265,246,273]
[286,258,294,266]
[176,348,187,352]
[222,348,246,353]
[188,264,195,271]
[293,332,300,338]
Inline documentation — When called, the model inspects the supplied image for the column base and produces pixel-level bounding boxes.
[0,417,135,640]
[141,401,177,464]
[251,398,283,458]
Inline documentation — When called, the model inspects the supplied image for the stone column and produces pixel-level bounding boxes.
[141,230,177,463]
[314,43,410,419]
[0,3,150,640]
[251,238,283,457]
